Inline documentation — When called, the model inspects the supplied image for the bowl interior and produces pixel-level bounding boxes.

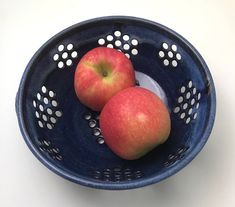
[18,17,215,188]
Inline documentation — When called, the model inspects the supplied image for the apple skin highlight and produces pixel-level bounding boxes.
[100,87,171,160]
[74,47,135,111]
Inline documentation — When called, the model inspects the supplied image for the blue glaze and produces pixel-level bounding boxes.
[15,16,216,190]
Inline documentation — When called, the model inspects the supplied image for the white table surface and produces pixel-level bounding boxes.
[1,0,235,206]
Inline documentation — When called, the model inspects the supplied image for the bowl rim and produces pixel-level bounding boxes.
[15,15,216,190]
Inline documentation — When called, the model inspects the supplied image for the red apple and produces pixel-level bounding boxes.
[100,87,171,160]
[74,47,135,111]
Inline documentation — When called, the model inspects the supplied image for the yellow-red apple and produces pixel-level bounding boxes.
[100,87,171,160]
[74,47,135,111]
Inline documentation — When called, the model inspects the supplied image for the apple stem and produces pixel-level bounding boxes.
[102,71,108,77]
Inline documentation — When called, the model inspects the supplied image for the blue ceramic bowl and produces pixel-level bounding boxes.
[16,16,216,190]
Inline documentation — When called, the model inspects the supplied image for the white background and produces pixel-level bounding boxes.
[1,0,235,206]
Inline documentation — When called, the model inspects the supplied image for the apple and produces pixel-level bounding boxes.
[74,47,135,111]
[100,87,171,160]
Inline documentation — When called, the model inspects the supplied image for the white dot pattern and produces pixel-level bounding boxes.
[39,139,62,161]
[93,167,143,181]
[33,86,62,129]
[158,42,181,68]
[83,111,105,145]
[53,43,78,69]
[98,31,139,59]
[173,80,201,124]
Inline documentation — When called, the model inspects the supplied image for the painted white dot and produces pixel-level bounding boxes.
[188,81,193,88]
[42,114,48,121]
[38,120,43,128]
[62,52,68,59]
[171,44,177,51]
[47,123,53,130]
[49,91,54,98]
[41,86,47,93]
[114,31,121,37]
[43,140,50,146]
[188,108,193,115]
[131,39,138,46]
[193,113,198,119]
[84,113,91,120]
[43,97,49,104]
[123,35,130,41]
[53,54,59,61]
[107,44,113,48]
[33,100,37,108]
[123,44,130,50]
[89,120,96,128]
[52,148,60,153]
[39,104,44,112]
[180,112,186,119]
[178,96,184,103]
[162,42,168,49]
[181,86,186,93]
[186,92,191,99]
[93,128,101,136]
[56,155,62,160]
[66,59,72,66]
[172,60,178,67]
[174,107,180,113]
[159,51,165,58]
[58,61,64,68]
[197,92,201,100]
[35,111,40,118]
[98,38,105,45]
[107,35,113,41]
[196,102,200,109]
[51,100,58,107]
[168,51,174,58]
[191,98,196,105]
[163,59,169,66]
[125,53,130,59]
[176,53,181,60]
[97,137,104,144]
[47,108,53,115]
[50,117,57,124]
[193,87,197,95]
[55,111,62,117]
[183,103,188,110]
[71,51,78,58]
[58,45,64,52]
[37,93,41,100]
[39,104,44,111]
[115,40,122,47]
[186,117,191,124]
[67,44,73,50]
[131,49,138,55]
